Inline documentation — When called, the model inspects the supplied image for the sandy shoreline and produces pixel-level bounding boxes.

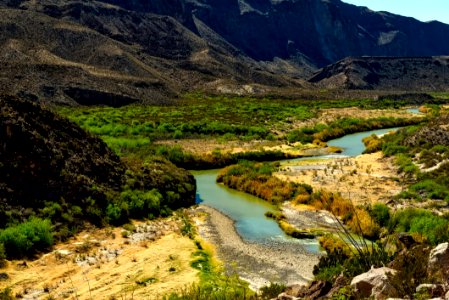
[194,205,320,290]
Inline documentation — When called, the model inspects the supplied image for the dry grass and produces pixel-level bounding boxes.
[277,152,402,205]
[0,221,199,299]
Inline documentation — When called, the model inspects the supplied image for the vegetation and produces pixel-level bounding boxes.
[148,145,290,170]
[218,161,380,239]
[57,96,317,144]
[312,112,449,298]
[56,95,423,170]
[287,116,421,144]
[1,95,196,259]
[0,218,53,259]
[376,115,449,202]
[314,234,390,282]
[389,208,449,245]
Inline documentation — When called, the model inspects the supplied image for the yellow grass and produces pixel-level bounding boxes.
[0,223,199,299]
[276,152,401,205]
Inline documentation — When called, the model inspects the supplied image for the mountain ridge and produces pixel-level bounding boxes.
[1,0,449,104]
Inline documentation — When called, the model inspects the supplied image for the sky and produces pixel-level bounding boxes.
[342,0,449,24]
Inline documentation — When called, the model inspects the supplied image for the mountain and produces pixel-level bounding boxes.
[1,0,449,103]
[309,56,449,90]
[0,95,196,233]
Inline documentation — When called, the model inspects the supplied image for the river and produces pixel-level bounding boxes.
[191,126,404,255]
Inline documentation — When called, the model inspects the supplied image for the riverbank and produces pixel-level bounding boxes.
[192,205,319,290]
[277,152,401,205]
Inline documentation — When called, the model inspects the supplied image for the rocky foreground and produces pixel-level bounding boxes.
[194,205,320,290]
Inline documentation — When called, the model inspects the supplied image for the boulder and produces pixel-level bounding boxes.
[350,267,398,299]
[428,243,449,275]
[416,284,445,298]
[284,280,332,300]
[284,284,304,297]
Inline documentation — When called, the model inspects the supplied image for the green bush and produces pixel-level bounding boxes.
[0,218,53,259]
[370,203,391,227]
[409,180,449,200]
[259,283,286,299]
[390,208,449,245]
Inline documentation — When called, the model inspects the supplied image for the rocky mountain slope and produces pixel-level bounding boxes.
[1,0,449,103]
[0,95,195,235]
[309,56,449,90]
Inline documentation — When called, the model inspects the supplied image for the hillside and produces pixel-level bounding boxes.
[309,56,449,90]
[0,95,196,256]
[1,0,449,104]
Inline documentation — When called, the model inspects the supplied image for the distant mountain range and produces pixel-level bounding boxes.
[1,0,448,104]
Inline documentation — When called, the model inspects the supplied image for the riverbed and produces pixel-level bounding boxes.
[191,126,406,288]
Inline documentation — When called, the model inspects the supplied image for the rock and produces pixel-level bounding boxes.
[428,243,449,275]
[284,284,304,296]
[350,267,398,300]
[274,292,297,300]
[87,257,97,265]
[0,273,9,280]
[327,274,350,298]
[55,249,71,256]
[398,233,417,249]
[296,280,332,299]
[416,284,445,298]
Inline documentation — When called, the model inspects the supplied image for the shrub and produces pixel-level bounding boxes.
[390,208,449,245]
[259,283,286,299]
[362,134,383,153]
[0,243,6,268]
[370,203,391,227]
[409,180,449,200]
[347,208,380,240]
[0,288,15,300]
[0,218,53,259]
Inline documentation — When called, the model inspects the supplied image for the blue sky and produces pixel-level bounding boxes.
[342,0,449,24]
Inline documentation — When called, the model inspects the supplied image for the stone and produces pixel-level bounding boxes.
[274,292,297,300]
[428,243,449,275]
[351,267,398,300]
[296,280,332,300]
[327,274,350,298]
[284,284,304,297]
[416,284,445,298]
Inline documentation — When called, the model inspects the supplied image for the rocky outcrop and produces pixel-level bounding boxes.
[428,242,449,276]
[350,267,398,300]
